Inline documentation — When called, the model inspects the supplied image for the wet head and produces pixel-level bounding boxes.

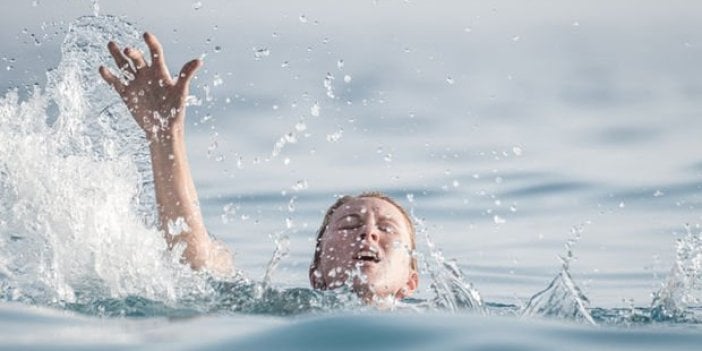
[310,193,418,302]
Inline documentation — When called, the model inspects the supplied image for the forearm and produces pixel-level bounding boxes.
[148,126,211,269]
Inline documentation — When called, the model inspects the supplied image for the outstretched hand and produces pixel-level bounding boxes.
[99,32,201,139]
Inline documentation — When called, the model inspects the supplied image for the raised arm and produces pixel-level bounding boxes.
[99,32,233,276]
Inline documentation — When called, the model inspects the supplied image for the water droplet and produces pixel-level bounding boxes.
[464,27,472,33]
[295,120,307,132]
[406,193,414,203]
[326,129,343,143]
[299,14,308,23]
[192,1,203,10]
[572,21,580,27]
[343,75,352,83]
[213,45,222,53]
[512,146,522,156]
[285,218,294,229]
[213,74,223,86]
[446,76,455,85]
[619,202,625,208]
[653,190,664,197]
[32,0,39,7]
[337,60,344,70]
[281,61,289,68]
[310,102,320,117]
[292,179,309,191]
[283,157,290,165]
[92,0,100,16]
[493,215,506,224]
[199,114,213,124]
[384,153,393,162]
[452,180,460,187]
[512,35,520,42]
[495,176,503,184]
[254,48,270,60]
[510,204,517,212]
[5,66,13,71]
[324,73,335,98]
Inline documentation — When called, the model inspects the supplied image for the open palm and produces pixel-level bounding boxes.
[99,32,201,138]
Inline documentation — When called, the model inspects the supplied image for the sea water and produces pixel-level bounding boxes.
[1,1,702,350]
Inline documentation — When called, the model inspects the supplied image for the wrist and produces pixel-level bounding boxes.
[146,123,185,145]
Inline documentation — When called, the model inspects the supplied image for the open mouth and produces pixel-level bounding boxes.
[356,249,381,263]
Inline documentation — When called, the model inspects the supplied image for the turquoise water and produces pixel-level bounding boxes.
[2,1,702,349]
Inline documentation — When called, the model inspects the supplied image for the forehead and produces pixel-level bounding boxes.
[332,197,406,221]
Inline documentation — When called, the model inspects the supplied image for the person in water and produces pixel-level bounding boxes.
[99,32,419,304]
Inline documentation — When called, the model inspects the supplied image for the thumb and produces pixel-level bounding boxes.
[175,59,202,92]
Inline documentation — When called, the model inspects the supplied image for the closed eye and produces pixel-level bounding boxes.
[378,222,398,234]
[338,215,362,230]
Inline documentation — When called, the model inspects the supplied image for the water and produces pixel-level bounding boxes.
[2,1,702,349]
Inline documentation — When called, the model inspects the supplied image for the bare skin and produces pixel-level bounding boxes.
[312,197,418,303]
[99,32,232,276]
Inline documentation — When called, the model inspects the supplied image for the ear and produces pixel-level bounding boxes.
[396,270,419,299]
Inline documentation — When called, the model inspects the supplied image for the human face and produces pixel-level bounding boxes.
[314,197,418,301]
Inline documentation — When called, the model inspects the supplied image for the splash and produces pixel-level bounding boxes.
[0,16,206,310]
[521,225,596,325]
[650,224,702,321]
[411,214,484,313]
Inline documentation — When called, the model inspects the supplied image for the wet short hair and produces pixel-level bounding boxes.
[308,192,417,290]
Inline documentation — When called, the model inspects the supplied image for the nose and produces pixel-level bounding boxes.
[359,221,380,244]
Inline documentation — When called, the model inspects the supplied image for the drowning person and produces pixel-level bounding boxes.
[98,32,419,305]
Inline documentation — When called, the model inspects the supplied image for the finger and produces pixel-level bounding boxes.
[124,47,147,70]
[107,41,131,72]
[143,32,167,71]
[99,66,125,91]
[175,59,202,91]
